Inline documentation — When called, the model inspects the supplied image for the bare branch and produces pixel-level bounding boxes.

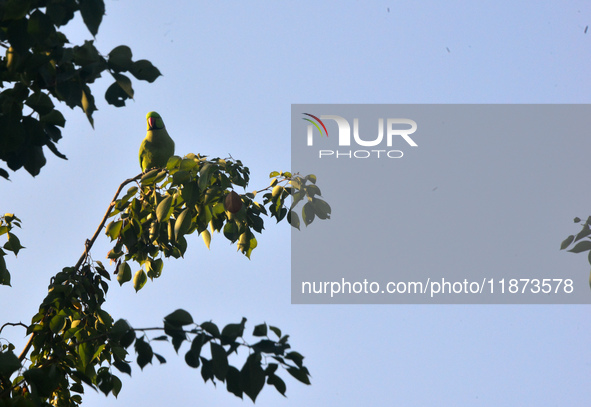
[0,321,27,334]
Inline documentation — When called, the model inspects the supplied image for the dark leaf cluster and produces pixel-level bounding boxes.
[0,158,328,404]
[0,0,161,179]
[0,260,310,405]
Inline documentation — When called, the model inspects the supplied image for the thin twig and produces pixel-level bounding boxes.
[73,173,143,271]
[0,322,27,334]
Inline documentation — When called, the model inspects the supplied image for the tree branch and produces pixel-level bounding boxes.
[0,322,27,334]
[18,173,144,363]
[73,173,143,271]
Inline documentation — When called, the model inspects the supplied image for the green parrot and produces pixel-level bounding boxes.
[139,111,175,172]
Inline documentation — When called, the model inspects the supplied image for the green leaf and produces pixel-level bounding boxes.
[141,168,160,184]
[198,164,214,191]
[172,170,191,185]
[4,232,24,255]
[302,202,315,226]
[0,259,10,286]
[108,45,133,72]
[175,207,192,240]
[134,337,153,370]
[269,326,282,338]
[575,224,591,242]
[210,342,229,381]
[46,2,75,25]
[49,312,67,333]
[92,344,106,364]
[27,10,54,42]
[164,322,187,352]
[567,240,591,254]
[81,86,96,127]
[113,360,131,376]
[164,309,194,326]
[312,198,331,220]
[285,351,304,368]
[269,171,280,177]
[221,317,246,344]
[200,358,214,383]
[286,366,311,385]
[122,186,139,202]
[113,72,134,98]
[23,367,60,398]
[289,177,302,189]
[40,110,66,128]
[79,0,105,36]
[26,92,54,115]
[267,374,287,396]
[200,321,220,338]
[78,342,94,369]
[105,82,129,107]
[3,0,31,20]
[147,258,163,279]
[130,59,162,83]
[185,348,200,368]
[305,174,317,184]
[223,221,240,243]
[287,210,300,230]
[272,185,282,197]
[0,350,21,376]
[560,235,575,250]
[97,309,113,327]
[180,158,198,171]
[305,184,322,197]
[240,353,265,402]
[201,229,212,249]
[111,375,122,397]
[0,168,9,180]
[106,220,123,240]
[156,195,174,222]
[167,155,182,170]
[154,353,166,364]
[184,337,206,367]
[253,323,267,337]
[226,366,243,398]
[133,269,147,291]
[70,382,84,394]
[252,339,281,354]
[117,262,132,285]
[111,319,132,337]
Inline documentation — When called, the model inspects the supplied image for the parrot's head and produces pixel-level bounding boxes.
[146,111,165,131]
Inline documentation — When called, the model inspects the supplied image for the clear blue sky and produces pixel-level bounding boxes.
[2,1,591,405]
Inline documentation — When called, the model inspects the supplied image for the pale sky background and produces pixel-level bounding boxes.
[2,0,591,405]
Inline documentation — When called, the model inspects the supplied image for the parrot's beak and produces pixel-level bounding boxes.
[148,117,155,129]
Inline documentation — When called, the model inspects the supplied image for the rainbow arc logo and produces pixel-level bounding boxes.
[302,113,328,138]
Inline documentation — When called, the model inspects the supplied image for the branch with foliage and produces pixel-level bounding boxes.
[0,213,23,286]
[0,2,334,405]
[0,0,160,179]
[0,154,331,405]
[561,216,591,289]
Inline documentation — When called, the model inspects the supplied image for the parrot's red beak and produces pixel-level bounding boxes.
[148,117,155,129]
